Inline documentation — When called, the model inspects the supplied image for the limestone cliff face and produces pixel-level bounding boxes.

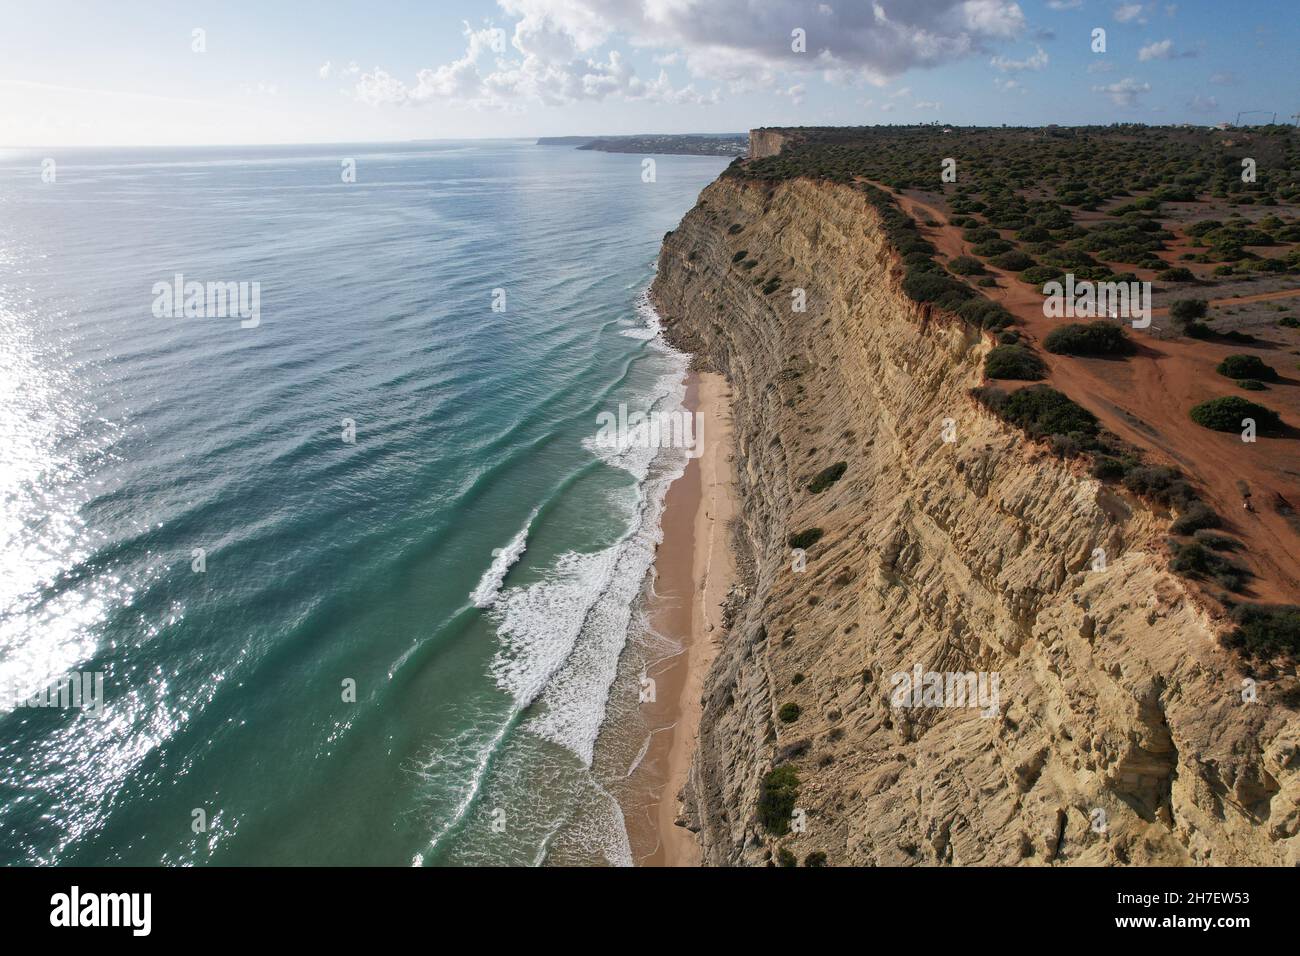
[747,129,790,160]
[651,174,1300,866]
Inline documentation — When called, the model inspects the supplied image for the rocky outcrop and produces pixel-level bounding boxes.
[747,129,790,160]
[651,173,1300,866]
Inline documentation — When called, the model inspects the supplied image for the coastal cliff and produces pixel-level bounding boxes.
[747,129,788,160]
[650,172,1300,866]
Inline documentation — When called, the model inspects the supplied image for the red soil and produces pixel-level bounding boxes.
[875,182,1300,604]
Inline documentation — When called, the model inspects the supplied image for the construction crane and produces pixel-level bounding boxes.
[1234,109,1276,126]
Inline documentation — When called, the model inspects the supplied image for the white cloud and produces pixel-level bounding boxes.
[778,83,807,105]
[1137,38,1195,60]
[1187,94,1217,113]
[994,76,1022,92]
[1208,71,1236,85]
[879,102,895,111]
[353,22,715,110]
[1087,60,1115,73]
[351,1,1037,111]
[419,1,1028,101]
[1113,3,1146,23]
[1092,75,1150,106]
[990,45,1047,72]
[1138,38,1172,60]
[318,61,332,80]
[1046,0,1082,9]
[914,99,942,109]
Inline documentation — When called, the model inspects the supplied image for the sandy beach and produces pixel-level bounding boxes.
[623,369,735,866]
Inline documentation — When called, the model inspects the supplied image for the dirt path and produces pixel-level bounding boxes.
[871,181,1300,603]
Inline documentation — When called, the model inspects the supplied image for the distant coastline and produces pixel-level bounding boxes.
[537,133,747,158]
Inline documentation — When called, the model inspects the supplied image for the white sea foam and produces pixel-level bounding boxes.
[617,289,665,340]
[470,508,538,608]
[488,300,690,766]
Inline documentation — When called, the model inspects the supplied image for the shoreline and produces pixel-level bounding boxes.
[621,368,734,866]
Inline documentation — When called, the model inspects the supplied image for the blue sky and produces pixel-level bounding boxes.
[1,0,1296,146]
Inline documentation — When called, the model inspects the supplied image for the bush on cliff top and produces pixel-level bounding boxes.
[1189,396,1282,432]
[1043,322,1136,357]
[984,344,1046,381]
[1216,354,1277,381]
[1168,540,1250,592]
[978,385,1100,441]
[1224,604,1300,660]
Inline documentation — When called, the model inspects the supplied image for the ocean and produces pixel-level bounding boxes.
[0,140,727,865]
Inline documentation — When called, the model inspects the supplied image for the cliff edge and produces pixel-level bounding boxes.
[650,171,1300,866]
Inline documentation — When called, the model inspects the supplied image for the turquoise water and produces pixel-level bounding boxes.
[0,141,726,865]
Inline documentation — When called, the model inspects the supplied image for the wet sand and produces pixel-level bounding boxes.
[622,370,735,866]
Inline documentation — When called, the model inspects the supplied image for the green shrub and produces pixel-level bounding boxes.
[777,847,798,867]
[778,702,801,723]
[1193,530,1238,551]
[1021,265,1065,285]
[1090,457,1127,481]
[990,250,1035,271]
[1158,266,1196,282]
[1043,322,1136,357]
[1170,502,1221,535]
[985,344,1046,380]
[1169,299,1207,322]
[1169,541,1250,591]
[902,271,973,309]
[957,298,1012,329]
[973,238,1013,257]
[732,249,748,262]
[808,461,847,493]
[1237,379,1267,391]
[804,851,828,867]
[788,528,824,550]
[758,766,801,835]
[1189,396,1282,432]
[1122,464,1182,503]
[1223,604,1300,659]
[1216,354,1277,381]
[990,385,1099,440]
[949,255,986,275]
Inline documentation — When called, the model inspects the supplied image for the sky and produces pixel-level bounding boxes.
[1,0,1296,147]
